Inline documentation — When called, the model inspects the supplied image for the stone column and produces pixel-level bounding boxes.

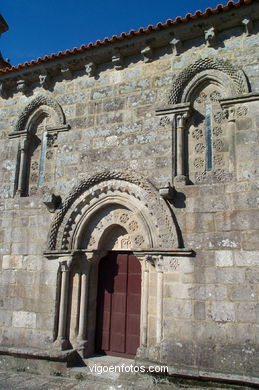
[156,268,164,344]
[174,110,190,186]
[77,261,90,357]
[17,137,28,195]
[55,259,72,350]
[224,106,236,175]
[141,264,149,348]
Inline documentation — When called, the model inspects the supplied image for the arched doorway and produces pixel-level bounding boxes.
[95,251,141,358]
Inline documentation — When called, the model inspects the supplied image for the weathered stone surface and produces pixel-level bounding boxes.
[0,2,258,385]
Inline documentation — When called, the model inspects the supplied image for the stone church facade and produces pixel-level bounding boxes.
[0,0,259,384]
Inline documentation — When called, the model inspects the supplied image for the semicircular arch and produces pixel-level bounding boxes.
[15,94,66,132]
[47,170,179,251]
[168,57,249,105]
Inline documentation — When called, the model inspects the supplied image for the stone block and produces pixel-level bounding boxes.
[229,285,257,301]
[127,90,157,107]
[215,251,234,267]
[208,301,235,322]
[160,340,195,366]
[12,311,37,328]
[91,86,113,100]
[164,299,193,319]
[206,267,245,284]
[194,301,206,320]
[215,210,259,231]
[234,251,259,266]
[118,78,150,94]
[242,230,259,250]
[2,255,23,270]
[236,302,259,323]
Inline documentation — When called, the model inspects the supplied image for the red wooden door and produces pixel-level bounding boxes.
[95,252,141,357]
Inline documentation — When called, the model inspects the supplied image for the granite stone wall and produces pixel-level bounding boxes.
[0,8,259,382]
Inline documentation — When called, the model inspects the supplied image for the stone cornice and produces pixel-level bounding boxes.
[0,2,258,96]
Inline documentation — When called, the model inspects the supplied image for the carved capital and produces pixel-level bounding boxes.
[60,258,72,272]
[47,132,58,147]
[223,106,236,122]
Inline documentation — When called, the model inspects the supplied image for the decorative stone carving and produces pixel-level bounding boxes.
[195,171,207,183]
[31,161,39,170]
[129,220,138,232]
[192,128,203,140]
[204,27,217,47]
[213,139,224,152]
[168,57,249,105]
[195,143,205,153]
[214,111,226,123]
[159,116,171,127]
[210,90,222,101]
[236,105,248,117]
[120,213,130,224]
[46,150,53,159]
[47,132,58,147]
[47,170,179,251]
[214,169,230,182]
[214,154,224,167]
[213,126,223,137]
[193,157,204,169]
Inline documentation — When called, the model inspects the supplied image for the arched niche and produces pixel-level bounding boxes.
[157,57,250,186]
[9,94,69,196]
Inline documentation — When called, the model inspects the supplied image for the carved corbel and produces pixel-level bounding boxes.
[242,17,253,36]
[204,27,217,47]
[170,38,182,56]
[17,79,28,94]
[60,66,71,79]
[39,70,50,89]
[85,61,96,77]
[43,193,62,213]
[112,51,124,70]
[141,45,153,63]
[0,82,8,98]
[159,183,175,200]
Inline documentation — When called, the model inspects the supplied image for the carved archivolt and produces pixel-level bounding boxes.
[168,57,249,104]
[15,94,66,132]
[47,170,179,251]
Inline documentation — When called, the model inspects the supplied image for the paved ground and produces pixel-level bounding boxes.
[0,369,256,390]
[0,356,256,390]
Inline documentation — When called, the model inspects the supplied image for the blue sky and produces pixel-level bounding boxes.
[1,0,224,66]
